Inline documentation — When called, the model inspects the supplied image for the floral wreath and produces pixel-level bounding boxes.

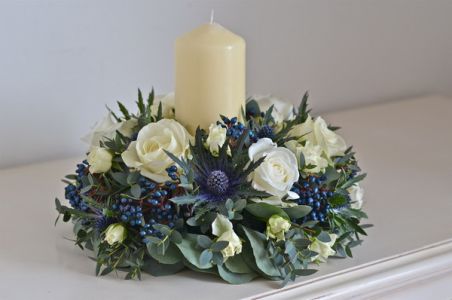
[55,89,369,285]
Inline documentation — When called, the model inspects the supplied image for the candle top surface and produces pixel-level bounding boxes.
[176,23,245,47]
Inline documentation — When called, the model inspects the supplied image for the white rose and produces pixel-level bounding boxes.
[266,215,291,241]
[289,115,314,140]
[205,124,227,156]
[285,140,328,173]
[348,183,364,209]
[308,233,337,263]
[212,214,242,259]
[152,92,175,119]
[250,95,295,123]
[87,146,113,173]
[121,119,191,182]
[313,117,347,157]
[104,223,127,245]
[289,116,347,158]
[248,138,299,199]
[82,113,138,149]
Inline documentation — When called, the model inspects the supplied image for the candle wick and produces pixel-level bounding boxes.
[210,9,215,24]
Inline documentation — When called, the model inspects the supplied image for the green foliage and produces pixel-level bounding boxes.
[245,203,289,221]
[54,88,371,286]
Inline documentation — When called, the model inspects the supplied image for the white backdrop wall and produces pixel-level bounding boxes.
[1,0,451,169]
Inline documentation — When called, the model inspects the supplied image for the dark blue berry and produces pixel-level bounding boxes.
[257,125,275,139]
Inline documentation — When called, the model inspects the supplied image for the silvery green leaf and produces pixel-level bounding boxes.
[130,184,141,198]
[147,243,182,264]
[175,234,213,269]
[283,205,312,219]
[246,203,289,220]
[200,249,213,266]
[217,264,257,284]
[241,226,280,277]
[233,199,247,211]
[197,235,212,249]
[169,195,198,205]
[211,241,229,252]
[224,254,254,274]
[317,231,331,243]
[294,269,317,276]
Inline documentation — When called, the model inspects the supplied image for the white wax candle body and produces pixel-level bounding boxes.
[175,23,246,133]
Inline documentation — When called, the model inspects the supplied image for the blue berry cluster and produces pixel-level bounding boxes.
[112,197,143,226]
[220,116,245,139]
[219,116,259,141]
[64,160,89,211]
[135,166,181,243]
[257,125,275,139]
[291,175,333,223]
[75,160,88,177]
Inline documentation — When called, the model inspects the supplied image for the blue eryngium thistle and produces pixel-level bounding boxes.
[195,162,243,202]
[190,127,269,203]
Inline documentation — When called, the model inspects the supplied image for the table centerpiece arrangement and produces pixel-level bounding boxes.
[55,20,369,286]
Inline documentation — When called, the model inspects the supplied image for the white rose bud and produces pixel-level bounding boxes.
[313,117,347,158]
[104,223,127,245]
[205,124,227,156]
[82,113,137,149]
[87,146,113,173]
[152,92,175,119]
[266,215,291,241]
[288,114,315,140]
[248,138,299,199]
[121,119,191,182]
[289,115,347,158]
[212,214,242,259]
[250,95,295,123]
[308,233,337,263]
[285,140,328,173]
[348,183,364,209]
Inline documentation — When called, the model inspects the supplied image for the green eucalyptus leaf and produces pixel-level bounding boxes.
[225,199,234,211]
[217,264,257,285]
[283,205,312,219]
[147,243,182,264]
[197,235,212,249]
[294,269,317,276]
[323,166,341,184]
[293,238,311,249]
[175,234,213,269]
[245,203,289,221]
[130,184,141,198]
[142,258,185,277]
[224,254,254,274]
[170,230,183,244]
[241,226,280,277]
[233,199,247,211]
[200,249,213,266]
[169,195,199,205]
[212,252,224,266]
[127,172,140,185]
[111,172,128,185]
[211,241,229,252]
[317,231,331,243]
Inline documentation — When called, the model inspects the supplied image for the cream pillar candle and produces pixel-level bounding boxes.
[175,22,246,134]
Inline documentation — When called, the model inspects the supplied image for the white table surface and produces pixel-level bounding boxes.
[1,95,452,300]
